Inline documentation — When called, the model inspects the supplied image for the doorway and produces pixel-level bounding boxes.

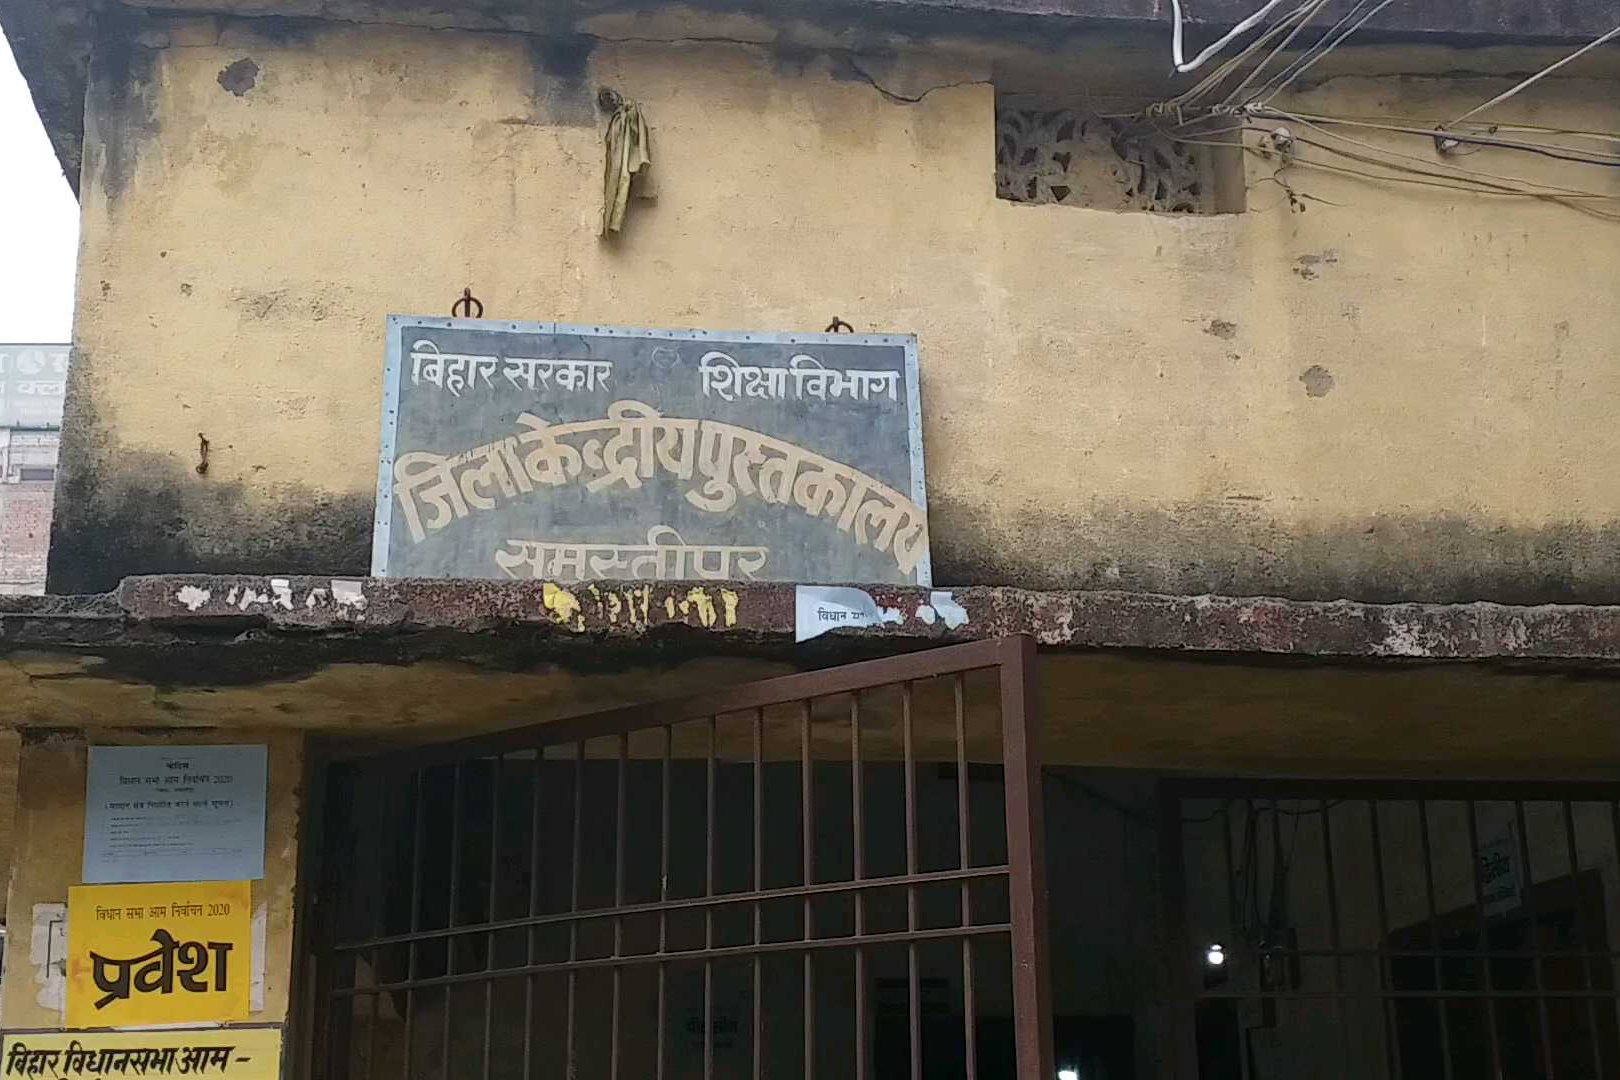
[306,638,1054,1080]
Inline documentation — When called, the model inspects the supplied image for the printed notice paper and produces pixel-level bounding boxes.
[1,1027,281,1080]
[793,585,903,642]
[83,745,267,884]
[66,881,252,1028]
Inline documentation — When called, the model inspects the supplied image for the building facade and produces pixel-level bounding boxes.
[1,0,1620,1077]
[0,345,67,595]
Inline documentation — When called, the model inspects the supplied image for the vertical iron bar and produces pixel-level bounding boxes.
[658,727,672,1080]
[903,683,922,1080]
[954,674,977,1080]
[566,741,584,1080]
[1267,797,1283,1080]
[308,762,336,1080]
[524,751,542,1080]
[802,700,816,1080]
[403,771,426,1080]
[1000,636,1055,1080]
[1221,801,1252,1080]
[1516,800,1558,1080]
[483,756,502,1080]
[1417,800,1456,1080]
[1220,800,1239,951]
[366,774,388,1080]
[1464,801,1503,1075]
[1612,800,1620,1080]
[1159,786,1198,1080]
[851,693,867,1080]
[443,763,464,1080]
[1368,801,1402,1080]
[612,734,627,1080]
[1563,800,1605,1079]
[1159,783,1197,1080]
[704,717,717,1080]
[753,709,764,1080]
[1321,800,1353,1071]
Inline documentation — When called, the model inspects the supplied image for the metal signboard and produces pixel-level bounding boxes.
[0,344,69,428]
[373,317,931,585]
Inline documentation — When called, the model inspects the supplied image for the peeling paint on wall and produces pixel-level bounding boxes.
[930,590,969,629]
[175,585,210,611]
[28,902,66,1019]
[682,587,718,628]
[542,582,580,624]
[330,580,367,611]
[249,902,266,1013]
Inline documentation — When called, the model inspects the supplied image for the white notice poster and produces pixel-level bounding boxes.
[83,745,268,883]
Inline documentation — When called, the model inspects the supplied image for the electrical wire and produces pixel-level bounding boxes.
[1267,151,1620,222]
[1170,0,1293,74]
[1257,107,1620,144]
[1257,109,1620,161]
[1143,114,1620,221]
[1251,108,1620,167]
[1245,0,1400,105]
[1273,130,1620,204]
[1166,0,1321,110]
[1263,108,1620,194]
[1232,0,1374,105]
[1449,22,1620,128]
[1218,0,1338,105]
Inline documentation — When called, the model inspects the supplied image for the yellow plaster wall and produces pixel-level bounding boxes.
[0,729,303,1029]
[54,17,1620,602]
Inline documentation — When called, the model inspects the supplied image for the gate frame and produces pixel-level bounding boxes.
[293,635,1054,1080]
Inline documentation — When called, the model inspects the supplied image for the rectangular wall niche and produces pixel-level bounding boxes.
[995,96,1246,214]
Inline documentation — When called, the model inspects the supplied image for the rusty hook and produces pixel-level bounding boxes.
[452,287,484,319]
[825,317,854,333]
[195,433,210,476]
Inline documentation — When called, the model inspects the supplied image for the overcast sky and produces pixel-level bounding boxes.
[1,26,79,344]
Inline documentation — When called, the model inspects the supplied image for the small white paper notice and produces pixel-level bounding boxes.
[795,586,903,643]
[83,744,269,884]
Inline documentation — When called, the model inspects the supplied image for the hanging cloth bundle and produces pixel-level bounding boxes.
[599,99,651,237]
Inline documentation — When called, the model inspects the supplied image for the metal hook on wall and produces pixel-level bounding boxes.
[452,288,484,319]
[825,317,854,333]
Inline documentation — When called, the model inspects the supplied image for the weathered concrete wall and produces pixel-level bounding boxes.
[0,729,303,1028]
[50,13,1620,603]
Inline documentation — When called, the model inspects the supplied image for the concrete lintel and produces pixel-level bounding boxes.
[2,575,1619,665]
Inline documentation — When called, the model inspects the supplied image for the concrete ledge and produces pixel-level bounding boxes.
[3,575,1620,665]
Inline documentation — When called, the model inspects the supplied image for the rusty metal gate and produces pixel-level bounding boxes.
[308,637,1052,1080]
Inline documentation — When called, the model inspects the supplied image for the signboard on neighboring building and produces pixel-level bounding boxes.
[0,1026,281,1080]
[372,317,931,585]
[65,881,252,1028]
[0,344,69,428]
[83,745,268,884]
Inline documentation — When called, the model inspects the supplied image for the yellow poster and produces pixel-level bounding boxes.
[0,1027,281,1080]
[66,882,251,1029]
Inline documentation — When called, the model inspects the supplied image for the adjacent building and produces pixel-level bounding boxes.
[0,344,66,595]
[1,0,1619,1077]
